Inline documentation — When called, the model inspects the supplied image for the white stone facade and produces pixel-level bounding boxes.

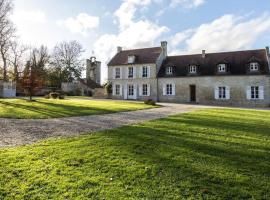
[108,64,158,101]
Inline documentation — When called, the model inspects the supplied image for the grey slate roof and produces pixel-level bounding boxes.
[108,47,162,66]
[158,49,270,77]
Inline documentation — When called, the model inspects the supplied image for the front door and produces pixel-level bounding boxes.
[128,84,135,99]
[190,85,196,102]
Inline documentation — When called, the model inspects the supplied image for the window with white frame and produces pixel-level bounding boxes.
[189,65,197,74]
[218,87,226,99]
[247,86,264,100]
[251,86,259,99]
[166,84,173,95]
[218,64,226,73]
[142,66,148,78]
[128,85,134,96]
[250,62,259,71]
[215,86,230,100]
[128,67,134,78]
[166,66,173,75]
[115,68,121,79]
[128,55,135,64]
[142,84,148,96]
[115,84,121,95]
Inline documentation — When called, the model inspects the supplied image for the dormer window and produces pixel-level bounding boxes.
[250,62,259,71]
[128,55,135,64]
[189,65,197,74]
[218,64,227,73]
[166,66,173,75]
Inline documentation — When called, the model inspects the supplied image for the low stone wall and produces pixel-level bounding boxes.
[62,82,93,96]
[93,88,108,99]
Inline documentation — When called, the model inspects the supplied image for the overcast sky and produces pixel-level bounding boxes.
[12,0,270,82]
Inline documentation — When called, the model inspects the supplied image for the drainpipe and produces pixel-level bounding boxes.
[156,77,159,102]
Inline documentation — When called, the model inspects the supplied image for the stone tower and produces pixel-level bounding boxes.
[86,56,101,85]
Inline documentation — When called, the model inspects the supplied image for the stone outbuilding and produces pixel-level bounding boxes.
[61,56,102,96]
[0,81,16,98]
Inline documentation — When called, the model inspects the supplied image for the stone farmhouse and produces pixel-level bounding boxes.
[108,42,270,107]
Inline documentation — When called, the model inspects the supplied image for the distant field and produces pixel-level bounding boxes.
[0,98,156,119]
[0,109,269,199]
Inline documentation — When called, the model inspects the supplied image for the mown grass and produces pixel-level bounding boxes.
[0,98,156,119]
[0,109,270,199]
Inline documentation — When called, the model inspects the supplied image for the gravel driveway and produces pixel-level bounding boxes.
[0,103,209,147]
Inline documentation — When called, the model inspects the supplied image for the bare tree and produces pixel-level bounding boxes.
[7,40,28,82]
[0,0,15,81]
[51,40,84,88]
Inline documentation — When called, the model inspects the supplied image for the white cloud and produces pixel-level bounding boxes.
[114,0,152,30]
[57,13,99,36]
[94,0,168,82]
[170,13,270,54]
[11,9,54,47]
[12,10,47,24]
[170,0,205,8]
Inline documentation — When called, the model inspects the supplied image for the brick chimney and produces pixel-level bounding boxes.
[117,46,122,53]
[266,46,269,55]
[161,41,168,57]
[202,50,206,58]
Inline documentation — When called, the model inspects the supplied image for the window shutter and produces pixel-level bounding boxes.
[140,66,143,78]
[214,86,219,99]
[147,66,151,78]
[163,84,166,95]
[126,67,129,79]
[113,68,116,79]
[172,83,176,96]
[147,84,151,96]
[139,84,142,96]
[133,67,136,78]
[226,86,230,100]
[119,84,122,96]
[134,84,137,99]
[259,86,264,100]
[120,67,123,79]
[246,86,251,100]
[124,85,127,99]
[112,84,115,95]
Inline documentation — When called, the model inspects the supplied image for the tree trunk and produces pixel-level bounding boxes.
[3,57,7,81]
[1,49,7,81]
[14,64,18,82]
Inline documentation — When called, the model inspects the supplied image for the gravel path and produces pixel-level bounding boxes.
[0,103,209,147]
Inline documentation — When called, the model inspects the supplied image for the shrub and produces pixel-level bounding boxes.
[50,92,59,99]
[59,95,65,99]
[44,94,50,99]
[144,99,156,106]
[104,81,112,94]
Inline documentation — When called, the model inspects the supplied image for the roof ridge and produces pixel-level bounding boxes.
[120,46,161,52]
[168,49,266,58]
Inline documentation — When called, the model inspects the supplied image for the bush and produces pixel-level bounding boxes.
[59,95,65,99]
[144,99,156,106]
[50,92,60,99]
[44,94,50,99]
[104,81,112,94]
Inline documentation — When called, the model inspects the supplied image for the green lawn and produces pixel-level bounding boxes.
[1,109,270,199]
[0,98,156,119]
